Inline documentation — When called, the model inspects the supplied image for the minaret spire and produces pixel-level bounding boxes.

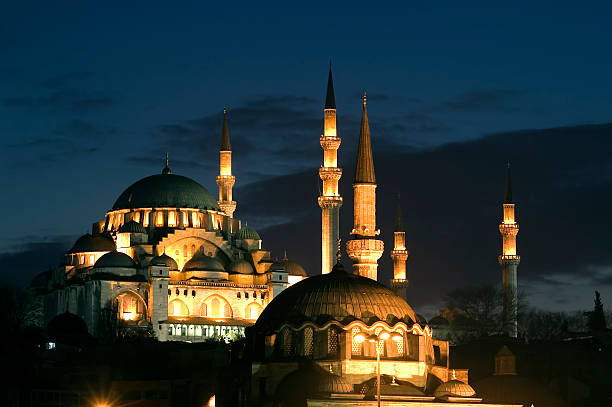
[391,194,409,298]
[346,92,383,280]
[499,161,520,337]
[216,108,237,217]
[318,64,343,274]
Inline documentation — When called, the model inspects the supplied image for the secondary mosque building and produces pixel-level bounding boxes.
[30,110,307,342]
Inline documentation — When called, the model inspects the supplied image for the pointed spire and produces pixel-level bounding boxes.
[325,62,336,109]
[504,161,513,204]
[220,108,231,151]
[354,92,376,183]
[162,152,172,174]
[395,193,404,232]
[283,250,288,261]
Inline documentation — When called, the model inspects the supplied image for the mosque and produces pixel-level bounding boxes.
[31,109,308,342]
[30,67,528,406]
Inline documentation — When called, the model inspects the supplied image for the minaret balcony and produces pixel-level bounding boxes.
[320,136,341,150]
[319,167,342,181]
[318,196,343,208]
[391,278,409,288]
[391,249,409,260]
[216,175,236,188]
[498,254,521,264]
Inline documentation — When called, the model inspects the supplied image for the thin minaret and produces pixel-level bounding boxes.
[216,108,236,217]
[346,93,383,280]
[318,64,343,274]
[499,162,520,338]
[390,195,409,299]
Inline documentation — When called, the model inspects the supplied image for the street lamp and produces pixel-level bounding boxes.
[353,331,403,407]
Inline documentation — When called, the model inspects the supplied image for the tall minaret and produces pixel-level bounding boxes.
[390,195,409,298]
[346,93,383,280]
[216,108,236,217]
[499,162,520,338]
[318,65,343,274]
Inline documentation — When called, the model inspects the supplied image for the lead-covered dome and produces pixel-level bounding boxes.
[150,253,179,271]
[255,262,416,332]
[183,252,225,272]
[94,250,136,268]
[230,259,254,274]
[68,233,115,254]
[112,173,220,211]
[236,224,260,240]
[434,379,476,399]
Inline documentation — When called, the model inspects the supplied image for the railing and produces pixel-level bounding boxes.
[170,280,268,289]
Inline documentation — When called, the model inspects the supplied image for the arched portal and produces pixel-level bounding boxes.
[115,291,147,321]
[201,295,232,318]
[168,299,189,317]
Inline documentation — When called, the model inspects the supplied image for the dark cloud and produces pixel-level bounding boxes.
[3,90,117,112]
[40,71,95,88]
[431,89,522,113]
[0,237,74,287]
[237,122,612,312]
[7,120,115,163]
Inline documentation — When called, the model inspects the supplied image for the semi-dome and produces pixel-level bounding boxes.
[112,173,220,211]
[230,259,254,274]
[434,375,476,399]
[236,224,260,240]
[255,262,417,332]
[150,253,179,271]
[94,251,136,269]
[183,252,225,272]
[118,219,147,234]
[68,233,115,254]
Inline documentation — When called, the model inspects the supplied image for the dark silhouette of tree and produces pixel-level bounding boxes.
[443,284,502,338]
[585,290,606,331]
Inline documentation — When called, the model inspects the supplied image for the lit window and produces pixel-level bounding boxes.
[155,211,164,227]
[328,329,339,355]
[89,255,94,264]
[191,244,195,257]
[351,327,362,355]
[183,245,187,257]
[282,328,292,357]
[211,298,220,316]
[168,211,176,227]
[200,303,207,316]
[245,302,262,320]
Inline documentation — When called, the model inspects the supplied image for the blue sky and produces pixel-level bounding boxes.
[1,1,612,313]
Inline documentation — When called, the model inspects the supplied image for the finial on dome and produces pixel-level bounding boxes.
[336,238,342,262]
[363,91,367,106]
[451,369,457,380]
[162,152,172,174]
[283,250,288,261]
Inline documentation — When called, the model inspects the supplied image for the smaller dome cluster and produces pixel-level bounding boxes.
[271,255,307,277]
[94,251,136,269]
[230,259,254,274]
[69,234,115,254]
[183,252,224,272]
[150,253,179,271]
[236,225,260,240]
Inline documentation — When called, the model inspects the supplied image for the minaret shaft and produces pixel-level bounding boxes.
[319,67,342,274]
[346,94,383,280]
[217,109,236,217]
[499,164,519,338]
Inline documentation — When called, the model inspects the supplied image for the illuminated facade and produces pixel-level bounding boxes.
[499,162,520,338]
[33,110,306,342]
[346,94,384,280]
[318,65,343,274]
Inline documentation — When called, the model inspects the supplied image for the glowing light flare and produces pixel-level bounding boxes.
[207,395,216,406]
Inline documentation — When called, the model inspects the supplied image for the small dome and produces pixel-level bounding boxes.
[236,225,260,240]
[434,377,476,399]
[230,259,254,274]
[68,234,115,254]
[183,252,225,272]
[94,251,136,269]
[118,220,146,234]
[317,372,353,394]
[150,253,178,271]
[271,253,307,276]
[473,375,566,407]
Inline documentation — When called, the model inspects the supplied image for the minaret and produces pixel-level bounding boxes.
[318,64,343,274]
[216,108,236,217]
[390,195,409,298]
[346,93,383,280]
[499,162,520,338]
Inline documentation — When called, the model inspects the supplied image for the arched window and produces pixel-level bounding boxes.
[168,211,176,227]
[183,245,187,257]
[351,327,363,356]
[245,302,263,320]
[200,303,207,317]
[191,244,196,257]
[328,328,339,355]
[395,331,405,355]
[211,298,220,316]
[155,211,164,227]
[168,299,189,316]
[116,291,145,321]
[304,327,314,357]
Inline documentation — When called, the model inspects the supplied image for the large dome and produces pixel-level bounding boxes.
[255,263,417,332]
[112,173,220,211]
[68,233,115,253]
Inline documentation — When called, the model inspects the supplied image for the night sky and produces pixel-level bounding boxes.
[2,2,612,317]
